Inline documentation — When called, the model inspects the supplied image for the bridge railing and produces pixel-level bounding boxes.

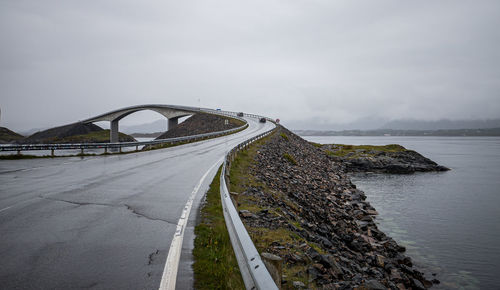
[220,118,279,290]
[0,113,248,155]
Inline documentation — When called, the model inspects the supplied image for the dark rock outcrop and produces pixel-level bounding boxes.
[321,144,449,174]
[238,126,436,288]
[155,113,243,139]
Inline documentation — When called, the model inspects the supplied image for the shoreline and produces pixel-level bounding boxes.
[222,126,439,288]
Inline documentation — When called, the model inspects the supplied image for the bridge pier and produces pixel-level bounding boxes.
[168,117,179,131]
[110,119,119,143]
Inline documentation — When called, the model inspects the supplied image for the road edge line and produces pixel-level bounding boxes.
[158,157,224,290]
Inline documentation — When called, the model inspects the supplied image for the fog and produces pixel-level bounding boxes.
[1,0,499,131]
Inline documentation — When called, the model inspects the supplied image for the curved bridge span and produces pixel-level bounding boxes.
[82,104,203,142]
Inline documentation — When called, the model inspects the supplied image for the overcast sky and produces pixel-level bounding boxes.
[1,0,499,131]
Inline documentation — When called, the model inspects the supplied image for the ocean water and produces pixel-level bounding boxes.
[303,136,500,289]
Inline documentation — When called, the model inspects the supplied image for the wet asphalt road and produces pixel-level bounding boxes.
[0,117,274,289]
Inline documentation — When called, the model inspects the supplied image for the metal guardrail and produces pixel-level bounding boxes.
[0,111,248,155]
[220,121,278,290]
[1,105,280,288]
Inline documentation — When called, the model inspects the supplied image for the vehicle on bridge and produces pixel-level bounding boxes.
[237,112,244,117]
[259,117,267,123]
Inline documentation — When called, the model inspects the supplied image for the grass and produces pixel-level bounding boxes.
[227,130,322,288]
[192,166,245,290]
[326,143,407,158]
[283,153,298,165]
[309,142,322,148]
[36,130,135,144]
[0,154,45,160]
[280,132,289,141]
[228,116,246,127]
[0,128,24,142]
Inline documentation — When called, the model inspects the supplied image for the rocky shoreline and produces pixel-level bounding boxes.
[318,144,449,174]
[233,126,438,289]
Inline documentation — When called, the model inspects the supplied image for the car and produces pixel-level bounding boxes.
[237,112,244,117]
[259,117,266,123]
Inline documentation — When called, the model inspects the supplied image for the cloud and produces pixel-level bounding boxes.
[1,0,499,130]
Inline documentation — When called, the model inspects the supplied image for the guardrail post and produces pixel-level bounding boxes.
[136,145,138,151]
[51,149,55,157]
[17,150,21,155]
[104,147,108,154]
[261,253,283,289]
[80,148,84,155]
[119,147,122,153]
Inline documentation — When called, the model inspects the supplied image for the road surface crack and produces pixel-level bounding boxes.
[148,249,160,265]
[38,196,176,225]
[38,195,115,208]
[124,204,176,225]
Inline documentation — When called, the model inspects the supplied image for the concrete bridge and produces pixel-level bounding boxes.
[82,104,200,142]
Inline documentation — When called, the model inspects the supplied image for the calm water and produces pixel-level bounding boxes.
[304,136,500,289]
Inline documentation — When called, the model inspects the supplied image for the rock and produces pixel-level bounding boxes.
[390,269,402,281]
[261,252,283,287]
[233,126,434,288]
[238,210,254,218]
[362,279,386,290]
[375,255,385,268]
[292,281,306,288]
[411,278,426,290]
[307,265,322,281]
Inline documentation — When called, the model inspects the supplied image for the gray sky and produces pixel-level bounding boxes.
[1,0,499,131]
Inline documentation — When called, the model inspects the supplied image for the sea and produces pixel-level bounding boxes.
[303,136,500,289]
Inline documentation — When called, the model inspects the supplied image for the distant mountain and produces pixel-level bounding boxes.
[131,132,163,138]
[380,119,500,130]
[19,127,49,136]
[120,119,167,134]
[284,116,388,131]
[289,117,500,131]
[295,128,500,137]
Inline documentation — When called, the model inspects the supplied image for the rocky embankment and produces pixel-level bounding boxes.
[236,126,437,289]
[155,113,243,139]
[319,144,449,174]
[20,122,135,144]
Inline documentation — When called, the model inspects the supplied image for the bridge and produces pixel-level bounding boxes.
[0,105,277,290]
[82,104,201,143]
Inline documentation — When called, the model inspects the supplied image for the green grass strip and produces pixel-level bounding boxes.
[192,166,245,290]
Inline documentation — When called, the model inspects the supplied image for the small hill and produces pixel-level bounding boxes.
[0,127,24,144]
[156,113,244,139]
[21,122,135,144]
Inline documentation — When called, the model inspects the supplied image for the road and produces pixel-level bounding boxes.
[0,117,274,289]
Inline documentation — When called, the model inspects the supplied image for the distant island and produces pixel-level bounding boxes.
[295,127,500,137]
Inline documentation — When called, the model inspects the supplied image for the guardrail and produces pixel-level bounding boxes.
[0,112,248,155]
[220,122,279,290]
[2,106,280,288]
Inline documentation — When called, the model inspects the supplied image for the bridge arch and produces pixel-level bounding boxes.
[82,104,199,143]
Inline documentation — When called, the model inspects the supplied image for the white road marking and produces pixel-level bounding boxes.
[159,157,224,290]
[0,205,14,213]
[0,200,33,213]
